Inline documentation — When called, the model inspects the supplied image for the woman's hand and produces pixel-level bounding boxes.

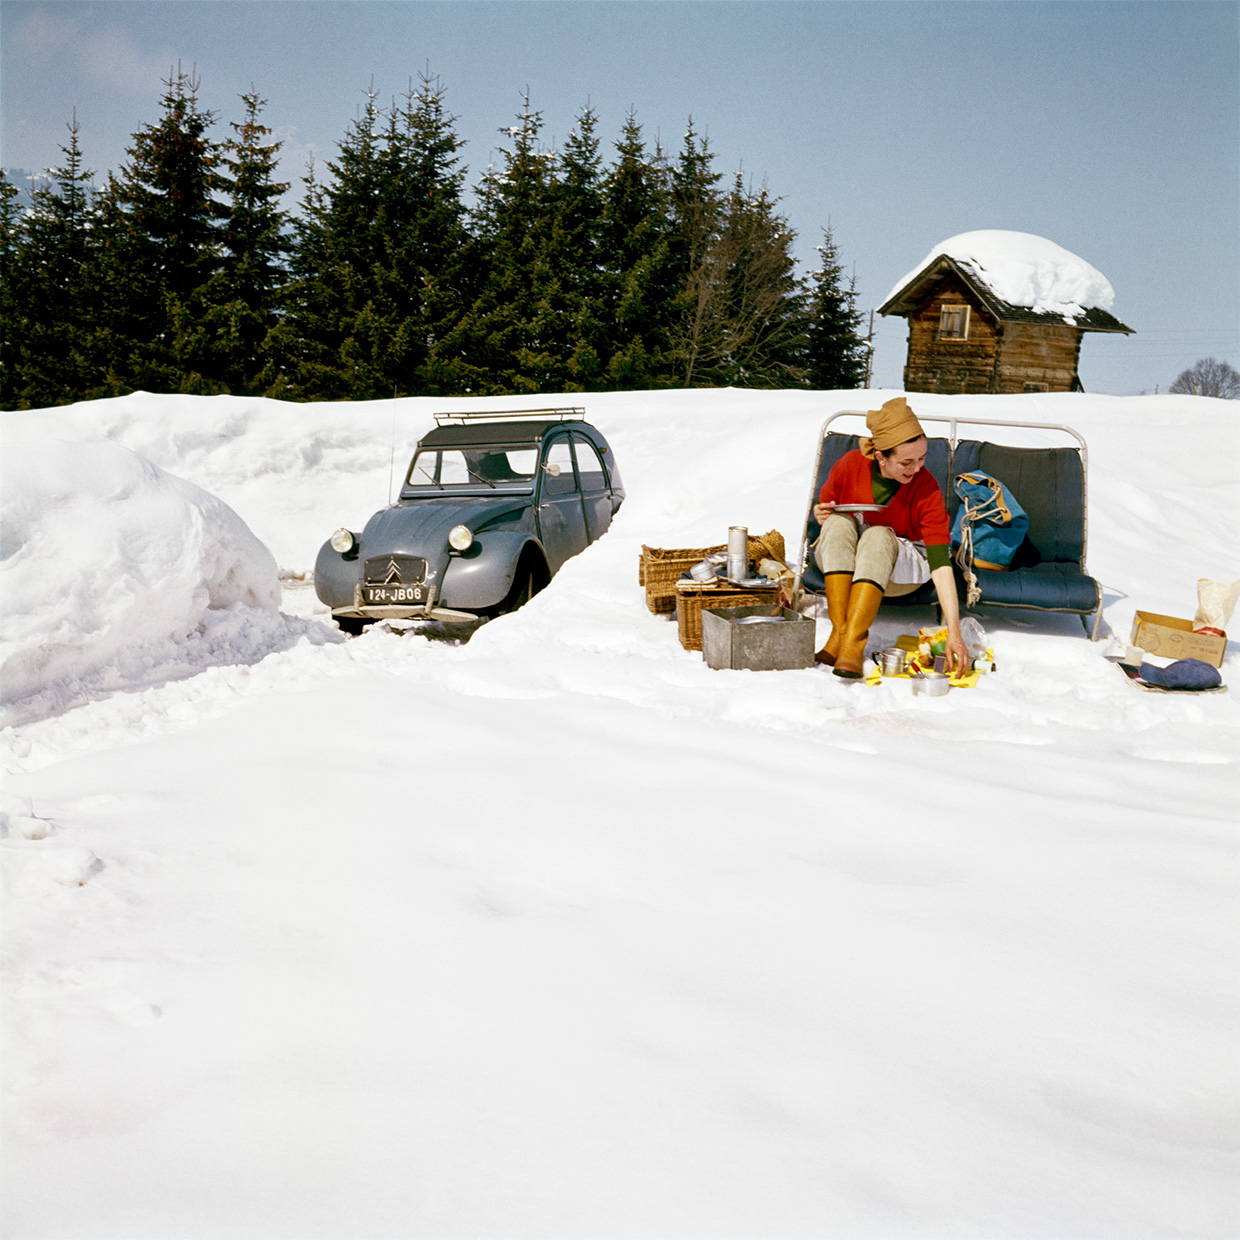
[929,563,971,676]
[812,501,835,524]
[944,631,971,677]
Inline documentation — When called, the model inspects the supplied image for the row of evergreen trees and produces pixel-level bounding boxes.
[1,68,870,409]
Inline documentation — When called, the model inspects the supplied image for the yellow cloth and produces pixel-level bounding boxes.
[866,666,984,689]
[865,640,992,689]
[859,396,925,460]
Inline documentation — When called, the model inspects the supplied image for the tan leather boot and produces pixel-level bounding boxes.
[832,580,884,679]
[814,572,853,666]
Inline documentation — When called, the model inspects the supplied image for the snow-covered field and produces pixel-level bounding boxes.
[2,387,1238,1239]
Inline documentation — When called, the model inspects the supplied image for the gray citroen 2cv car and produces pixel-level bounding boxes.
[314,409,624,633]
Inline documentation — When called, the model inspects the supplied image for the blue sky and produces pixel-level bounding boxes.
[3,0,1237,394]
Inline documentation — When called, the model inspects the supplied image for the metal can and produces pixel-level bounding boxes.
[727,525,748,581]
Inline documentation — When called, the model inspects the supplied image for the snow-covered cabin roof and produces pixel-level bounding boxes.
[878,230,1133,333]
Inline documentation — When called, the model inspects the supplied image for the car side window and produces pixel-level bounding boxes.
[573,437,607,493]
[542,438,577,495]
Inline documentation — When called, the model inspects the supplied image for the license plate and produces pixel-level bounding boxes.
[363,584,426,605]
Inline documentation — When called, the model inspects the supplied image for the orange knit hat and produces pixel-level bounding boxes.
[860,396,925,459]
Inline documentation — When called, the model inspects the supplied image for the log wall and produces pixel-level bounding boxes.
[993,322,1083,393]
[902,273,998,394]
[900,271,1085,394]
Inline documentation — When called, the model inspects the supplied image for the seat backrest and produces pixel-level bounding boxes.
[951,440,1084,563]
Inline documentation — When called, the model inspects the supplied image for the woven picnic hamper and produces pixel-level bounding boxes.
[639,529,785,615]
[675,581,782,651]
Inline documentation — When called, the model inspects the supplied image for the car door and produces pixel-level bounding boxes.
[536,434,589,573]
[573,433,615,543]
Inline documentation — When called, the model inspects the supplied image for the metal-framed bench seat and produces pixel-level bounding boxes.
[793,411,1104,639]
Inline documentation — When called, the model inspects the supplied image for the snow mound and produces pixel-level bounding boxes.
[0,439,289,726]
[888,229,1117,320]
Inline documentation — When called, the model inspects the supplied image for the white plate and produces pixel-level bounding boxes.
[831,503,887,514]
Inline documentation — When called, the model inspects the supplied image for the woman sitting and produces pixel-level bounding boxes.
[812,397,969,679]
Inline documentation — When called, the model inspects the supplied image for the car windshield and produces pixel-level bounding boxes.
[405,447,538,491]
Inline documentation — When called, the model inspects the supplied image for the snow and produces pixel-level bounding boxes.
[887,230,1118,322]
[2,387,1238,1238]
[0,438,306,727]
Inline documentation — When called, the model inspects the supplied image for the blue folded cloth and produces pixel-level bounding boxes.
[1135,658,1222,690]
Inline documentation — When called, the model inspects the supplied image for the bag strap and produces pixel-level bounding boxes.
[953,476,991,607]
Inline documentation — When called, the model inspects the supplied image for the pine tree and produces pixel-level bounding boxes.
[0,170,28,407]
[705,177,811,388]
[3,117,107,406]
[464,92,560,393]
[209,90,291,395]
[283,83,387,398]
[664,132,811,388]
[387,70,477,395]
[598,111,678,389]
[805,225,868,390]
[666,120,725,385]
[283,74,476,398]
[102,64,226,392]
[541,104,608,389]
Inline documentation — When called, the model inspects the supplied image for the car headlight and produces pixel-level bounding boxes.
[448,524,474,552]
[330,528,356,553]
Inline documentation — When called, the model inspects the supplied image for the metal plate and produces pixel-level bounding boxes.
[363,554,427,585]
[831,503,887,514]
[363,584,427,605]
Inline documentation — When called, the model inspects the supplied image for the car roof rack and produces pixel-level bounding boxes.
[432,407,585,426]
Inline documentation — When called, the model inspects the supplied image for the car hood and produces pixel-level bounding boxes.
[362,496,532,554]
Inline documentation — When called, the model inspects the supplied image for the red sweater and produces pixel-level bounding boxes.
[819,450,951,548]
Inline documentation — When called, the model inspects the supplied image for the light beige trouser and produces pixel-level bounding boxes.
[813,514,921,597]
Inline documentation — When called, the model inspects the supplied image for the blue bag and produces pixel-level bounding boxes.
[951,471,1028,575]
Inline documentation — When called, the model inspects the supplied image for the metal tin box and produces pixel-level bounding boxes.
[700,605,815,671]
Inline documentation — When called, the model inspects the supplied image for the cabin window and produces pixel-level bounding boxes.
[938,305,970,340]
[1022,382,1049,393]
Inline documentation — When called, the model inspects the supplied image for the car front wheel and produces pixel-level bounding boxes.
[494,549,550,616]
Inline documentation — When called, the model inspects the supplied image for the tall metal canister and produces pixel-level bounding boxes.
[727,525,748,581]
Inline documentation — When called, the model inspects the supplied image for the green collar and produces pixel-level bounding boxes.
[870,460,900,505]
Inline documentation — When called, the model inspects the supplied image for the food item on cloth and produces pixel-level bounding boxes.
[918,626,948,668]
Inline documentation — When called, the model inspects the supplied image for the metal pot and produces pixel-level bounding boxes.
[912,671,950,697]
[878,648,906,677]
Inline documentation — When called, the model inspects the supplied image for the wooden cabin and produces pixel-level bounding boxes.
[878,252,1133,394]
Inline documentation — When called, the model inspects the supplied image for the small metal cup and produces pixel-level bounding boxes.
[878,648,906,677]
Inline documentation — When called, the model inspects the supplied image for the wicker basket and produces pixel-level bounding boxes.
[675,581,782,651]
[640,529,786,615]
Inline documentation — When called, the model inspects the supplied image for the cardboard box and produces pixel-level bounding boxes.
[1130,611,1227,668]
